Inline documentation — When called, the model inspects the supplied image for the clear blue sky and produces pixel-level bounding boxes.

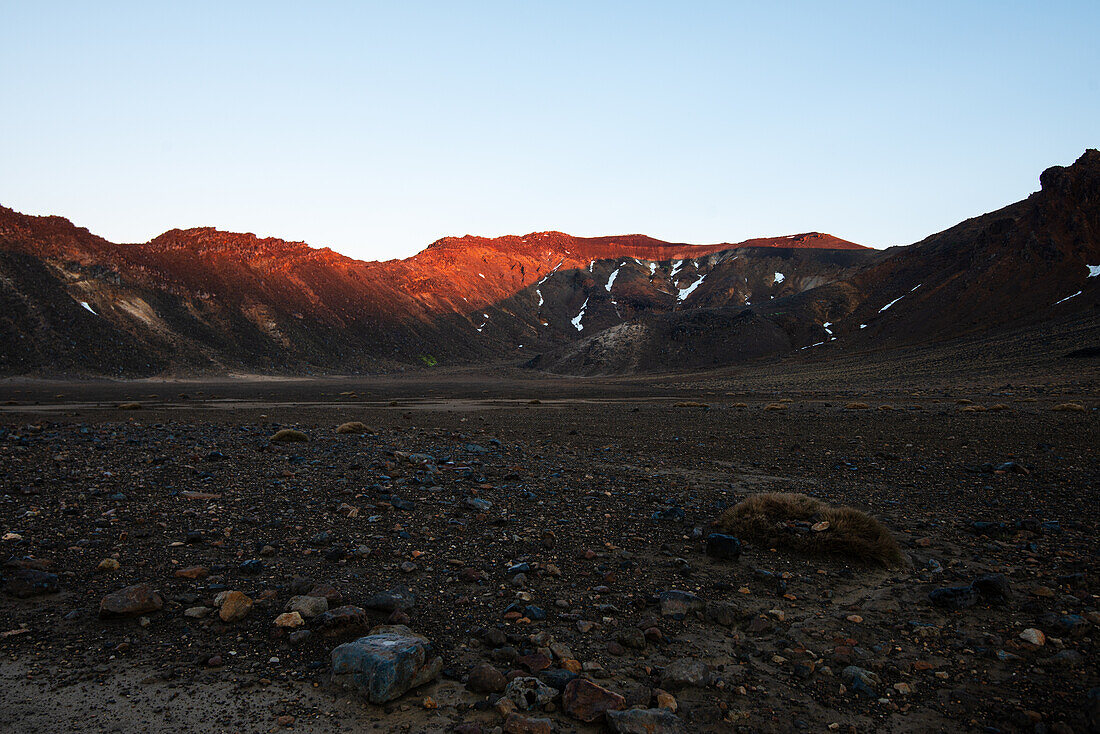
[2,2,1097,259]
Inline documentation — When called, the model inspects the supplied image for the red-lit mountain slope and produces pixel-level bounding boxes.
[0,205,872,375]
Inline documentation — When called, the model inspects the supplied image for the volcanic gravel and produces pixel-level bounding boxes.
[0,381,1097,733]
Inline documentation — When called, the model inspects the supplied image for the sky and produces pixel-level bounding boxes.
[1,2,1098,260]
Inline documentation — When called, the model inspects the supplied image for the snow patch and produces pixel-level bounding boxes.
[773,272,785,284]
[535,259,565,287]
[79,301,97,315]
[605,265,621,292]
[875,294,902,312]
[860,324,867,329]
[1087,264,1100,278]
[1054,290,1082,305]
[571,298,589,331]
[478,273,485,279]
[677,273,706,302]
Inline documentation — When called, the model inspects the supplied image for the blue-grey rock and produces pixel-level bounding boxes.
[330,625,442,703]
[363,586,417,612]
[705,533,742,560]
[659,590,704,620]
[842,665,880,698]
[928,585,979,610]
[465,498,492,512]
[504,676,558,710]
[651,506,685,523]
[661,658,709,689]
[539,668,578,691]
[239,559,264,575]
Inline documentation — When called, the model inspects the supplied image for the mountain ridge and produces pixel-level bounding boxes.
[1,150,1096,377]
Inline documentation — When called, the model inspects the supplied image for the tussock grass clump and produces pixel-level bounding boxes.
[955,399,973,405]
[335,421,370,435]
[527,399,541,405]
[674,401,709,408]
[987,403,1009,412]
[959,405,987,413]
[271,428,309,443]
[117,402,142,410]
[762,402,787,411]
[845,402,870,410]
[1052,402,1086,412]
[731,402,748,408]
[714,492,903,567]
[878,404,894,411]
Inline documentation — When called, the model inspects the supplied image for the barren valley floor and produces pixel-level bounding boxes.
[0,365,1097,733]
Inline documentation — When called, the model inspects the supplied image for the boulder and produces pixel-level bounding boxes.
[661,659,709,689]
[467,663,507,693]
[275,611,305,628]
[562,678,626,722]
[505,676,557,710]
[705,534,742,560]
[99,583,163,618]
[217,591,253,622]
[330,625,442,703]
[315,605,369,636]
[363,586,418,612]
[3,569,60,598]
[286,595,329,618]
[659,590,704,620]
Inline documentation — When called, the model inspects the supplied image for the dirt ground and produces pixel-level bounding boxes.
[0,364,1097,733]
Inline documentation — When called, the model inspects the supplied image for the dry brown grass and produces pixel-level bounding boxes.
[117,402,142,410]
[714,493,903,567]
[762,402,787,411]
[731,402,748,408]
[878,404,894,411]
[958,405,987,413]
[955,398,973,405]
[987,403,1010,412]
[271,428,309,443]
[335,421,370,435]
[1052,402,1086,412]
[845,402,870,410]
